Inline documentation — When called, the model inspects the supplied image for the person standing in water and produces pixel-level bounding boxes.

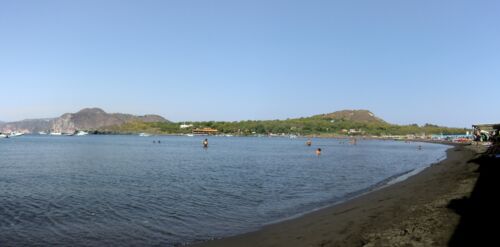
[350,138,357,145]
[203,138,208,148]
[316,148,322,155]
[306,139,312,146]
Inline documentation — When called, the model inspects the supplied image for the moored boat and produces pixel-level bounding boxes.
[76,131,88,136]
[8,132,24,137]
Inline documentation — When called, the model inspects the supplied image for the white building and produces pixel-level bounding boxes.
[180,124,193,129]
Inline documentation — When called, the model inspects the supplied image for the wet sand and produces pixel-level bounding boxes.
[192,144,483,247]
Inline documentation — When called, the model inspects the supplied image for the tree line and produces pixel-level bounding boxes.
[104,117,468,136]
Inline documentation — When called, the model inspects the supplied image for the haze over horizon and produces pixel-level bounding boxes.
[1,0,499,128]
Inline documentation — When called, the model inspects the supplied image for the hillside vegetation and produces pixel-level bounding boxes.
[104,110,467,136]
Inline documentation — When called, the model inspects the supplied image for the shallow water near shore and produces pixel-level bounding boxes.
[0,135,449,246]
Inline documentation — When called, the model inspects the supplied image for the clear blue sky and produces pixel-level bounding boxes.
[1,0,499,127]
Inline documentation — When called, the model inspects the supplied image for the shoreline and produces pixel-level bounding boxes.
[191,144,481,247]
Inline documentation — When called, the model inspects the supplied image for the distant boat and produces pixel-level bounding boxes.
[289,134,298,139]
[50,132,62,136]
[139,133,151,137]
[38,131,48,135]
[8,132,24,137]
[0,133,7,138]
[76,131,88,136]
[186,134,194,137]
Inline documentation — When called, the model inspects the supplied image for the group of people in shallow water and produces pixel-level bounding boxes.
[152,138,208,148]
[153,138,210,148]
[199,138,322,155]
[306,138,321,155]
[158,137,421,153]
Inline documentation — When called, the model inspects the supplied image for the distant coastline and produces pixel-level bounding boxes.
[1,108,468,138]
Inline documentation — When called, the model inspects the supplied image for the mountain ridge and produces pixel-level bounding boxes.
[1,108,466,135]
[1,108,169,133]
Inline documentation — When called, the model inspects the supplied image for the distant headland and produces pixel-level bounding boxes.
[0,108,168,134]
[0,108,467,136]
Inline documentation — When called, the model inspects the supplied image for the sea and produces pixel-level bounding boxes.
[0,135,449,246]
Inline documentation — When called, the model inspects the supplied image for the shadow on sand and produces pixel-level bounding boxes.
[447,146,499,246]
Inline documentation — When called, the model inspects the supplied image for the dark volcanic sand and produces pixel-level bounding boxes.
[193,145,483,247]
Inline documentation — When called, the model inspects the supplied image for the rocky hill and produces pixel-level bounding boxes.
[1,108,169,133]
[313,110,387,124]
[0,119,53,133]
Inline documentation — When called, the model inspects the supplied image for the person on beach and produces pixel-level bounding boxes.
[306,139,312,146]
[203,138,208,148]
[316,148,321,155]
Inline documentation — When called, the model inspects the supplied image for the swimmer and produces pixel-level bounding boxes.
[306,139,312,146]
[316,148,322,155]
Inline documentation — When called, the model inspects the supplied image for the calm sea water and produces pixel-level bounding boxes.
[0,135,449,246]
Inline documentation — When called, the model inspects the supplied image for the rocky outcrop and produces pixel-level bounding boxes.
[0,119,53,133]
[1,108,169,133]
[50,108,169,133]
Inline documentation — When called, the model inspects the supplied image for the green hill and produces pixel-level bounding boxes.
[102,110,467,136]
[312,109,387,124]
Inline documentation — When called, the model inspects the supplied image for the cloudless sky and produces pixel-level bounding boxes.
[1,0,499,127]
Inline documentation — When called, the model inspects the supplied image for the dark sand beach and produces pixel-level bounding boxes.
[193,144,493,247]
